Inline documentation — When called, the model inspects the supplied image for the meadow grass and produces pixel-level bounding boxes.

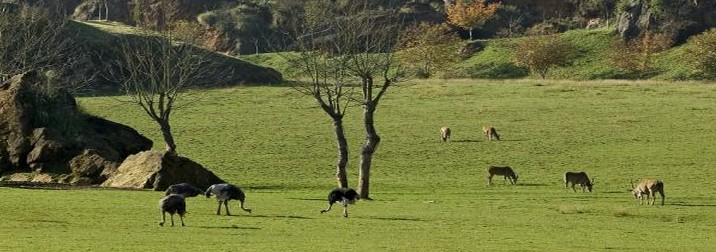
[3,79,716,251]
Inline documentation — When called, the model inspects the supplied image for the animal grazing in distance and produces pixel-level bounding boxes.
[440,127,451,142]
[205,183,252,215]
[159,194,186,227]
[320,187,360,218]
[631,179,665,205]
[487,166,518,185]
[165,183,204,198]
[564,172,594,192]
[483,125,500,141]
[586,18,601,29]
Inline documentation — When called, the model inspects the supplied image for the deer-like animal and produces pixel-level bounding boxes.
[487,166,518,185]
[631,179,665,205]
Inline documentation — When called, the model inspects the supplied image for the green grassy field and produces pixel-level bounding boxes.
[3,79,716,251]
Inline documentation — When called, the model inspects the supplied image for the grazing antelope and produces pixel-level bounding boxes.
[586,18,601,29]
[320,187,360,218]
[487,166,518,185]
[483,125,500,141]
[564,172,594,192]
[440,127,451,142]
[631,179,665,205]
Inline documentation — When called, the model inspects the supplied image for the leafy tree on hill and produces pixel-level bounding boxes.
[685,28,716,79]
[445,0,500,40]
[397,22,462,78]
[512,34,577,79]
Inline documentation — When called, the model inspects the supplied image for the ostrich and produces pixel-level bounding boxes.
[165,183,204,198]
[205,183,252,215]
[158,194,186,227]
[320,187,360,218]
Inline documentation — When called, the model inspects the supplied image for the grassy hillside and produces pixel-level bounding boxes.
[2,79,715,251]
[240,28,704,82]
[68,20,282,92]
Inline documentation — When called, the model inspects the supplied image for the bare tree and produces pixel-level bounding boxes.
[279,1,354,188]
[116,30,213,154]
[347,9,403,200]
[280,1,403,197]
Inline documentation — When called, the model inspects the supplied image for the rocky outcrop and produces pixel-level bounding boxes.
[101,150,225,191]
[0,71,152,183]
[616,0,716,43]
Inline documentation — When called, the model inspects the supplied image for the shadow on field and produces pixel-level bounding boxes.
[288,197,324,201]
[516,183,548,187]
[195,225,261,230]
[358,216,424,222]
[669,202,716,207]
[242,214,314,220]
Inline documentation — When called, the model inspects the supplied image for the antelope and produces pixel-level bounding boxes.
[483,125,500,141]
[564,172,594,192]
[586,18,601,29]
[631,179,665,205]
[440,127,451,142]
[487,166,518,185]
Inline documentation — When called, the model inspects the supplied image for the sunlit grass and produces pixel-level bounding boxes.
[3,79,716,251]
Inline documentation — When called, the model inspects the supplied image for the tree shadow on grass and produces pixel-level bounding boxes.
[194,225,261,230]
[669,202,716,207]
[240,214,314,220]
[357,216,425,222]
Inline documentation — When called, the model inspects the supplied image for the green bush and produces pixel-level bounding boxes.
[685,28,716,79]
[512,35,577,78]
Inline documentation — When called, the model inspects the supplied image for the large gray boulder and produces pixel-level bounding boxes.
[0,71,152,183]
[102,150,225,191]
[616,0,716,43]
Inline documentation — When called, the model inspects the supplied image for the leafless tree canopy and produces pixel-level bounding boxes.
[116,31,218,153]
[0,5,91,92]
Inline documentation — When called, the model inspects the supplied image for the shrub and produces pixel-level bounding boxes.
[512,35,577,78]
[685,28,716,79]
[397,22,462,78]
[608,32,673,75]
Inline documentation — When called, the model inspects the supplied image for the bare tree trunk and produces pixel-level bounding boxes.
[158,119,177,153]
[358,103,380,200]
[333,118,349,188]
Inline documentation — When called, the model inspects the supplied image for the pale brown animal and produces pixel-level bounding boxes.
[482,126,500,141]
[564,172,594,192]
[586,18,601,29]
[631,179,665,205]
[487,166,518,185]
[440,127,451,142]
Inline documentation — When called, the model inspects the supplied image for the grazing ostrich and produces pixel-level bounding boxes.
[205,183,252,215]
[320,187,360,218]
[158,194,186,227]
[165,183,204,198]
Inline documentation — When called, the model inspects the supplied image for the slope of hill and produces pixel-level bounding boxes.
[67,20,282,93]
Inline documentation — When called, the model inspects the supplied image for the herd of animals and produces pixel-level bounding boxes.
[442,126,666,202]
[158,183,358,227]
[157,124,666,227]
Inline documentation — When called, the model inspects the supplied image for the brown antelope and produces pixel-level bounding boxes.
[631,179,665,205]
[487,166,518,185]
[564,172,594,192]
[586,18,601,29]
[482,125,500,141]
[440,127,451,142]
